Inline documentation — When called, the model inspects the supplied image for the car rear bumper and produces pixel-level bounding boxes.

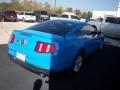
[8,54,50,76]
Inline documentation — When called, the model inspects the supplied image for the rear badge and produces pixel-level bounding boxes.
[20,39,26,46]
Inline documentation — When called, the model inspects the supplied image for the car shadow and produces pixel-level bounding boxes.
[33,43,120,90]
[33,79,42,90]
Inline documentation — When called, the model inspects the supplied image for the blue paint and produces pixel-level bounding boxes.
[8,20,104,73]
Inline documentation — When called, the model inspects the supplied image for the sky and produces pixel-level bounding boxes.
[0,0,120,11]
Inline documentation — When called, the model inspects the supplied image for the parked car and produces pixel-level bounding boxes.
[61,12,79,20]
[33,11,49,22]
[8,20,104,76]
[0,9,17,21]
[58,12,86,22]
[17,11,36,22]
[87,16,120,39]
[49,13,59,20]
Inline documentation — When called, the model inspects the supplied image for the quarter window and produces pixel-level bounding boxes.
[61,15,69,18]
[19,12,24,15]
[71,15,78,20]
[105,17,118,24]
[75,25,94,35]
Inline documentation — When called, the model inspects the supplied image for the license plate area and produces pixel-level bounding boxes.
[16,52,25,62]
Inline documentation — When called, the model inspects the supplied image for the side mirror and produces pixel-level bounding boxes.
[98,18,103,22]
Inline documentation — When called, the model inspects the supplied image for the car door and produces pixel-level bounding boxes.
[111,18,120,38]
[115,18,120,37]
[101,17,119,37]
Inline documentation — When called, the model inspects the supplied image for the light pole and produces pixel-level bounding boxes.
[54,0,56,13]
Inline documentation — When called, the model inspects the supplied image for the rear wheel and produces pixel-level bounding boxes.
[93,26,97,31]
[71,54,83,74]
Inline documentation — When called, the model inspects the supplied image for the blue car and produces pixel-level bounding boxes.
[8,20,104,76]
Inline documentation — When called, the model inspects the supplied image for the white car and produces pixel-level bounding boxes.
[61,12,78,20]
[49,13,59,20]
[87,16,120,38]
[17,11,36,22]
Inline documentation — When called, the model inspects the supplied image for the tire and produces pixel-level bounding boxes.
[72,54,83,74]
[36,16,40,22]
[1,16,5,22]
[93,26,97,31]
[22,18,25,22]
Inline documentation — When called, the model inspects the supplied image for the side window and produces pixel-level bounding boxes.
[105,17,118,24]
[75,25,94,36]
[61,14,69,18]
[19,12,24,15]
[115,18,120,24]
[71,15,78,19]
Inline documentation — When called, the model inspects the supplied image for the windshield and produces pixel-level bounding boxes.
[6,11,16,14]
[27,20,76,36]
[41,11,48,15]
[25,13,34,15]
[50,14,58,17]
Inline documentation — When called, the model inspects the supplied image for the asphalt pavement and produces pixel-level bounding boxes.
[0,37,120,90]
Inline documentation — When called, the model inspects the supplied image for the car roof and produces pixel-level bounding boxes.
[62,12,76,16]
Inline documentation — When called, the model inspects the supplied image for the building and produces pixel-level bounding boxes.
[92,1,120,19]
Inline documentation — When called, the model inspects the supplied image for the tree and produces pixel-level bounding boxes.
[11,0,19,3]
[10,0,23,10]
[65,7,73,12]
[74,9,81,16]
[87,11,92,18]
[81,12,88,18]
[55,6,63,14]
[0,2,10,9]
[44,2,51,12]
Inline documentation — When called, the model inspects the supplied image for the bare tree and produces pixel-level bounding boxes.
[74,9,81,16]
[65,7,73,12]
[56,6,63,14]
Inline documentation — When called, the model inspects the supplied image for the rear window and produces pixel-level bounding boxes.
[27,20,76,36]
[61,15,69,18]
[6,11,16,14]
[50,14,57,17]
[34,11,40,15]
[105,17,120,24]
[41,11,48,15]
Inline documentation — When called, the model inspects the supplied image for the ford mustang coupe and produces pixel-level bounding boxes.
[8,20,104,76]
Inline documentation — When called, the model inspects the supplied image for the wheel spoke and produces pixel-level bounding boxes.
[74,55,82,72]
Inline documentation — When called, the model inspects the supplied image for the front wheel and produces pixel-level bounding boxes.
[22,18,25,22]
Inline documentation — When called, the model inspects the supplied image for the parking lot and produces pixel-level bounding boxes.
[0,22,36,44]
[0,22,120,90]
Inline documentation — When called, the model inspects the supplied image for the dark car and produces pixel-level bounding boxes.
[0,9,17,21]
[33,11,49,22]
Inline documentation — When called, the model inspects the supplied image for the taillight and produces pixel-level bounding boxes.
[35,41,56,53]
[9,34,15,43]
